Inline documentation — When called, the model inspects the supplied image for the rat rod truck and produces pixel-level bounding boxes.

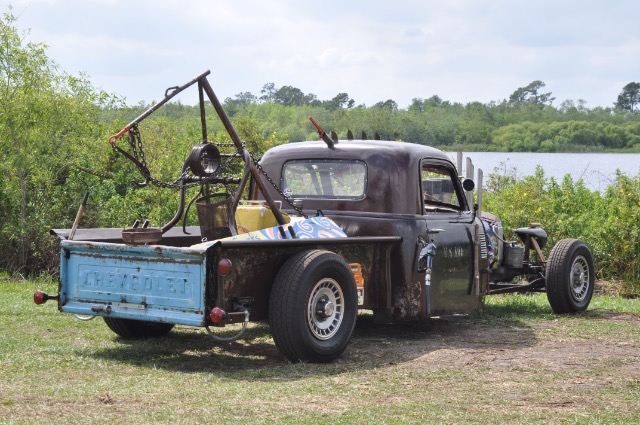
[35,71,595,362]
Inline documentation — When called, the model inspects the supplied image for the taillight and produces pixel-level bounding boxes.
[34,290,58,305]
[217,258,233,276]
[34,290,48,305]
[210,307,225,324]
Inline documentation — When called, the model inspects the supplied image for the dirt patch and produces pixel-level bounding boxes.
[332,311,640,419]
[343,311,640,375]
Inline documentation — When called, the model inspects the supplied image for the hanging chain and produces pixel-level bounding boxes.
[129,125,147,170]
[125,124,242,189]
[122,125,307,218]
[248,151,308,219]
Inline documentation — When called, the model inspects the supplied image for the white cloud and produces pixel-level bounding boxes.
[6,0,640,107]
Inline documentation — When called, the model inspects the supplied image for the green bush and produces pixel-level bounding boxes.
[483,167,640,296]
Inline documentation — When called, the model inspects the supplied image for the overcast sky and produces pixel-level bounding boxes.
[6,0,640,108]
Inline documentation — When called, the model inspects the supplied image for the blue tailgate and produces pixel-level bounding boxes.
[59,240,208,326]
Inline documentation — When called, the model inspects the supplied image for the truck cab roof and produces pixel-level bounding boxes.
[257,140,465,215]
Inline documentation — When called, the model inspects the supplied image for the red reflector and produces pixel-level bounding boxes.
[210,307,225,324]
[34,290,47,305]
[217,258,233,276]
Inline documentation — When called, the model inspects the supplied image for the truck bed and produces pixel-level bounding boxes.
[56,227,402,326]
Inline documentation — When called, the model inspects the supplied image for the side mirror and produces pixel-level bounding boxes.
[462,178,475,191]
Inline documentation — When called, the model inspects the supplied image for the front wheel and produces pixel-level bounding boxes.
[546,238,595,314]
[269,250,358,363]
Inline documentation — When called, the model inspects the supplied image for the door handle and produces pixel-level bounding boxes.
[427,228,445,234]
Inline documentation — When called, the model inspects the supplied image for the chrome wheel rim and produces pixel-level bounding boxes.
[307,278,344,340]
[570,255,590,302]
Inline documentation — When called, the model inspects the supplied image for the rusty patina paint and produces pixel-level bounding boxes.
[208,237,400,321]
[253,140,484,321]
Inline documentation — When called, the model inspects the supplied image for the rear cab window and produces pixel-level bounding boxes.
[282,159,367,199]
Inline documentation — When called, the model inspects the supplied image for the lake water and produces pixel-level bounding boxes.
[451,152,640,191]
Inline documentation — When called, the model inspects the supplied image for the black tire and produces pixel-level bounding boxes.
[103,317,175,339]
[546,238,595,314]
[268,250,358,363]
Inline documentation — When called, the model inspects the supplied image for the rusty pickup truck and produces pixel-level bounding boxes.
[35,71,595,363]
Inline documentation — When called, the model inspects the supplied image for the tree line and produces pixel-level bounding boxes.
[204,79,640,153]
[1,8,639,280]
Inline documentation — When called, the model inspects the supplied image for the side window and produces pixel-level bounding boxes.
[421,162,461,211]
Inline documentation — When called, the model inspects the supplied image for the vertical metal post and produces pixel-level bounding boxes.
[198,81,207,142]
[476,168,483,219]
[68,191,90,240]
[457,151,463,175]
[466,157,474,208]
[199,76,287,226]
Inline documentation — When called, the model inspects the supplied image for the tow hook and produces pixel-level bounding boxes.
[205,297,252,342]
[205,309,250,342]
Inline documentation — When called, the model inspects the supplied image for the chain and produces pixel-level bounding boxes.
[121,126,306,218]
[129,125,147,170]
[249,151,308,219]
[124,125,243,189]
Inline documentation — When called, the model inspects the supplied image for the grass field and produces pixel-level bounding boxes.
[1,277,639,424]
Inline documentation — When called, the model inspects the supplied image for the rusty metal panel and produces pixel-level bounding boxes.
[59,240,207,326]
[210,237,401,321]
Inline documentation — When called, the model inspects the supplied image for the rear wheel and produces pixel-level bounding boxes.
[546,238,595,314]
[103,317,175,338]
[269,250,357,363]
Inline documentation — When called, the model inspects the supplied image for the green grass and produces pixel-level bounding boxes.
[1,279,639,424]
[483,291,640,318]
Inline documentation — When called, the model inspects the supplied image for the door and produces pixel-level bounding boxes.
[418,159,481,316]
